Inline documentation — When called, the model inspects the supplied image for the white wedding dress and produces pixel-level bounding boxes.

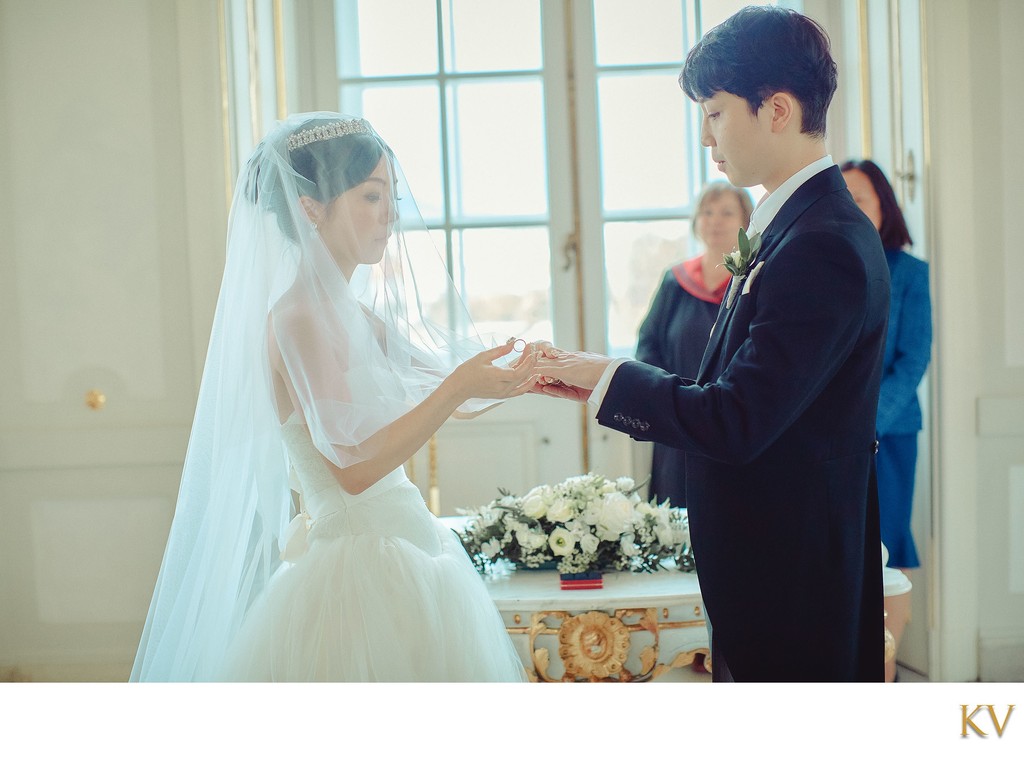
[220,413,526,682]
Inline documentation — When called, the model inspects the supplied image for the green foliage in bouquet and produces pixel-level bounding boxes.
[457,473,695,575]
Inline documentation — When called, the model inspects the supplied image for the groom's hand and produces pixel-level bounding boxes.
[534,378,593,403]
[530,341,613,403]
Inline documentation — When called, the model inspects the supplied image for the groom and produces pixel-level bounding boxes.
[535,6,888,681]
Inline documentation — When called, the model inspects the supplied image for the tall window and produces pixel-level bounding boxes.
[333,0,775,358]
[593,0,773,356]
[335,0,552,345]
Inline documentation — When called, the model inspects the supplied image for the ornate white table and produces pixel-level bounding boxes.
[441,517,711,683]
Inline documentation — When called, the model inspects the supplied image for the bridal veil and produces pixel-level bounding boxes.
[131,113,493,680]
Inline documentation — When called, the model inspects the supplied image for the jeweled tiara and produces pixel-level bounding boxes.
[286,118,373,152]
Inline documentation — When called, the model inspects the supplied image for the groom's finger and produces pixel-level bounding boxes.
[533,356,570,376]
[510,346,538,374]
[533,340,566,358]
[536,382,589,403]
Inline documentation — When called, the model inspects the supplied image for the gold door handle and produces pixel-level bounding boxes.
[85,389,106,410]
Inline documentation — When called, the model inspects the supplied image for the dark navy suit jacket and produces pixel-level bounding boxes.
[599,166,889,681]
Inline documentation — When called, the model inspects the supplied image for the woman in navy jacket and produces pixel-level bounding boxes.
[841,159,932,573]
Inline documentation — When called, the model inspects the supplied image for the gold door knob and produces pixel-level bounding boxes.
[85,389,106,410]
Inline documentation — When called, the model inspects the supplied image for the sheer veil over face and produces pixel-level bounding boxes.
[131,113,491,681]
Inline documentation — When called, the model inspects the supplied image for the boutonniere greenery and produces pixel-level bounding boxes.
[722,228,762,277]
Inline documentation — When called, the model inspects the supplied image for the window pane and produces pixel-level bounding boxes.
[336,0,438,77]
[399,227,470,337]
[598,73,690,213]
[444,0,542,72]
[593,0,683,66]
[343,84,445,222]
[604,220,694,358]
[447,79,548,219]
[453,227,552,344]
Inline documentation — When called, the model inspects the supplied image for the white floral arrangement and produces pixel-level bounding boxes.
[457,473,694,575]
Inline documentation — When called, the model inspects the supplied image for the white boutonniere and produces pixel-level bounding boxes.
[723,228,762,308]
[723,228,761,277]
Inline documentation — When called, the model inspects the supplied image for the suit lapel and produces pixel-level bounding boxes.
[694,166,849,384]
[697,301,729,383]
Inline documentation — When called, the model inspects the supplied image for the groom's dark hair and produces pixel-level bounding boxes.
[680,6,837,138]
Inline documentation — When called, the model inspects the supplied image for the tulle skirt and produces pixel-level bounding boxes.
[220,498,526,682]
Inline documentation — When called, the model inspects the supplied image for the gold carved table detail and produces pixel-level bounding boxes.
[440,517,711,684]
[520,606,709,682]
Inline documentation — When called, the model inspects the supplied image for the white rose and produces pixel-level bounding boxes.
[580,532,600,554]
[548,527,576,557]
[482,539,502,558]
[582,503,602,525]
[546,497,573,523]
[528,531,549,549]
[600,482,617,494]
[619,534,640,557]
[522,494,547,519]
[596,492,633,540]
[655,525,676,546]
[616,476,635,492]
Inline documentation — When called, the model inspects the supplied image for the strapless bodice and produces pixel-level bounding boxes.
[279,414,440,557]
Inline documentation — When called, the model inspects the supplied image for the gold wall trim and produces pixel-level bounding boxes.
[273,0,287,120]
[890,0,905,205]
[857,0,872,157]
[919,0,937,638]
[246,0,262,144]
[563,0,590,473]
[218,0,233,209]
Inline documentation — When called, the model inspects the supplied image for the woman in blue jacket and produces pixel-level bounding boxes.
[841,159,932,573]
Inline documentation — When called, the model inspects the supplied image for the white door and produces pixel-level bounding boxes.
[0,0,226,680]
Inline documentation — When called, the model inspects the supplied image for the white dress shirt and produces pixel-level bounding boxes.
[587,154,835,415]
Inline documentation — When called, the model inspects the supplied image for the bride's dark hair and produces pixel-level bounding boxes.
[289,125,388,203]
[244,118,393,242]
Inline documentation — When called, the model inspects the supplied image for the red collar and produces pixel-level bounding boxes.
[672,255,728,305]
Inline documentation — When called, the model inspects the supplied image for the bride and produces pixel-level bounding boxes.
[131,113,534,682]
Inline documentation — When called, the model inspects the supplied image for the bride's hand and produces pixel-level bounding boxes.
[448,342,538,401]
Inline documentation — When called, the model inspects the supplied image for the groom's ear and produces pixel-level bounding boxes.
[765,92,800,134]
